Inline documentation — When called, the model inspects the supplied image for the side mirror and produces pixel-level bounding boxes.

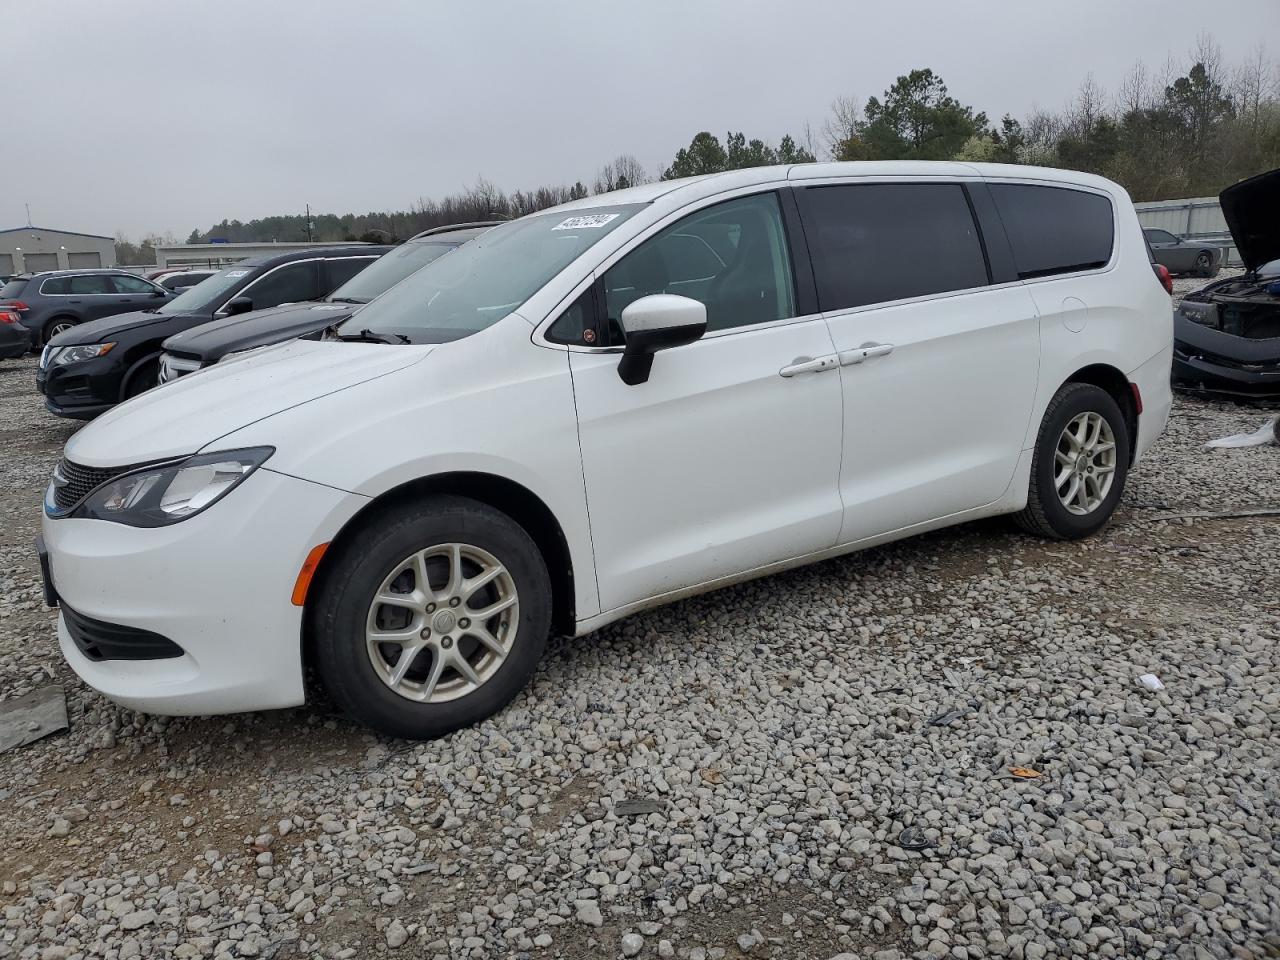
[617,295,707,386]
[224,296,254,316]
[151,289,167,298]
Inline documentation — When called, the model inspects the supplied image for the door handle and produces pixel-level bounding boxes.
[779,354,838,377]
[839,342,895,366]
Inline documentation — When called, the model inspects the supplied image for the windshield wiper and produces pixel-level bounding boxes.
[328,296,370,305]
[333,328,411,345]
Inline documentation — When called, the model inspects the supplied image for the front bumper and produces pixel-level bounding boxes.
[1172,314,1280,397]
[42,467,367,716]
[158,352,203,383]
[1172,352,1280,397]
[37,352,125,419]
[0,322,31,359]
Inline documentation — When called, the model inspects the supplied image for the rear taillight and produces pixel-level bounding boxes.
[0,300,29,312]
[0,310,19,325]
[1153,264,1173,295]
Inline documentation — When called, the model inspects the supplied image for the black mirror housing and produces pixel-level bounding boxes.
[224,296,254,316]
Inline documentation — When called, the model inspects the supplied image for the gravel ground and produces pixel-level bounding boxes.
[1,328,1278,960]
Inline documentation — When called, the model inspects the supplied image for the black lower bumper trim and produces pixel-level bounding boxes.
[62,604,184,661]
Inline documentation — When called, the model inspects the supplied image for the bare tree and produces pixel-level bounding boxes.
[822,94,862,158]
[593,153,650,194]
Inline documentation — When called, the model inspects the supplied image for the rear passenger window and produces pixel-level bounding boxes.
[326,257,375,290]
[989,184,1114,279]
[40,277,70,295]
[796,183,989,311]
[243,262,322,310]
[68,275,113,294]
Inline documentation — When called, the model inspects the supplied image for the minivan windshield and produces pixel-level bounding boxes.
[335,205,642,344]
[158,264,255,314]
[329,241,460,305]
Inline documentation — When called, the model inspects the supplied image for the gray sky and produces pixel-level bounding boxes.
[5,0,1277,239]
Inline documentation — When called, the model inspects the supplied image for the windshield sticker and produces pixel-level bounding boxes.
[552,214,619,231]
[225,270,250,278]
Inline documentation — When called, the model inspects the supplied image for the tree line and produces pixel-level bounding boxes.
[116,35,1280,261]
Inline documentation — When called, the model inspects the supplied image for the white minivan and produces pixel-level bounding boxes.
[39,162,1173,738]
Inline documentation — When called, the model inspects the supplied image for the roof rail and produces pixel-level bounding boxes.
[408,220,504,241]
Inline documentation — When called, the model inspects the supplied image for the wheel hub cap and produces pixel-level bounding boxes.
[364,542,520,704]
[1054,411,1118,516]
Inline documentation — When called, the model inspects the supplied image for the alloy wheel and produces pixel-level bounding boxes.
[364,542,519,703]
[1054,411,1117,515]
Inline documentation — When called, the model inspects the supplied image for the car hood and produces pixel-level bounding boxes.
[52,308,209,346]
[64,338,431,466]
[163,302,357,361]
[1220,167,1280,272]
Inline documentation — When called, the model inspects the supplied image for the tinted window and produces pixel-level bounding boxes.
[990,184,1114,279]
[603,192,795,334]
[0,278,29,299]
[325,257,376,291]
[39,277,70,295]
[242,262,322,310]
[546,289,597,346]
[159,264,256,315]
[68,274,113,294]
[796,183,988,311]
[110,274,158,294]
[1144,229,1177,244]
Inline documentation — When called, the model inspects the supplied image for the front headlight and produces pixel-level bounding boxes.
[72,447,274,527]
[1178,300,1219,328]
[50,343,116,365]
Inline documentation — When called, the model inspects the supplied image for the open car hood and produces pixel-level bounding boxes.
[1220,167,1280,272]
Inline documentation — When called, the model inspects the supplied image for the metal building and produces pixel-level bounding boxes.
[0,226,116,275]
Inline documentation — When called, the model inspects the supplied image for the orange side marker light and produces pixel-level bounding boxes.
[291,543,330,606]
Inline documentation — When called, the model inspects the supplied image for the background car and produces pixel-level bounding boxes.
[0,269,173,347]
[152,269,216,292]
[0,304,32,359]
[37,245,388,418]
[159,223,498,381]
[1143,228,1223,277]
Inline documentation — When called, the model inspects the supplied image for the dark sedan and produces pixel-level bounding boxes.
[1144,228,1223,278]
[37,245,387,419]
[158,223,498,381]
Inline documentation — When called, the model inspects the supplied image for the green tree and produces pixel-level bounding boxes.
[662,132,730,179]
[840,69,987,161]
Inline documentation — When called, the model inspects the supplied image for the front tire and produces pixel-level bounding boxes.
[312,495,551,739]
[1015,383,1130,540]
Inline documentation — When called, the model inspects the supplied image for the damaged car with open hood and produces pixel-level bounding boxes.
[1173,167,1280,397]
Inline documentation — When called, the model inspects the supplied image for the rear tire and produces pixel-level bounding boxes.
[1195,251,1213,277]
[312,495,551,739]
[1015,383,1130,540]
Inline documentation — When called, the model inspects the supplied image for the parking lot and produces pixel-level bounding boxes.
[0,344,1275,960]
